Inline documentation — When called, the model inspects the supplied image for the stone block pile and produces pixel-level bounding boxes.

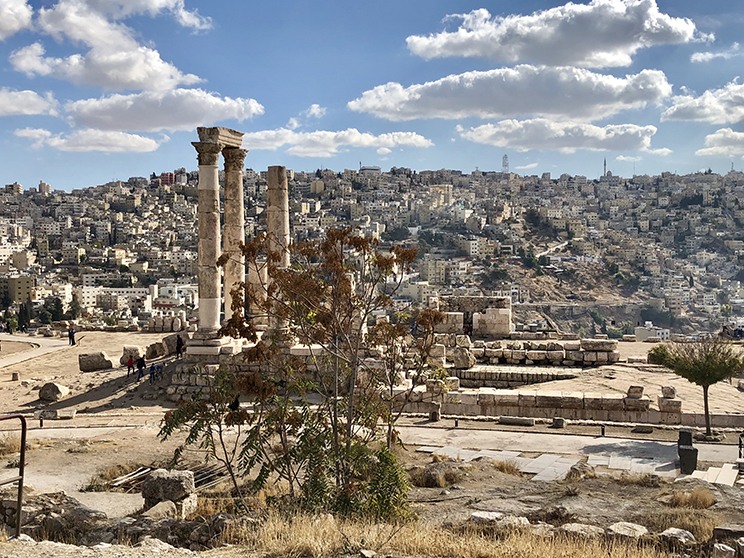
[430,335,620,370]
[147,311,187,333]
[166,364,217,402]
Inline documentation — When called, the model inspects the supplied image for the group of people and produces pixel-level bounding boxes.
[124,334,185,385]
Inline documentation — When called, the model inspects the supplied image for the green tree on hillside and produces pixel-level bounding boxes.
[648,339,744,436]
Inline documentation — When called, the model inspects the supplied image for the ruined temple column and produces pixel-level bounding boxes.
[267,166,290,268]
[192,140,223,333]
[223,147,247,322]
[266,166,290,331]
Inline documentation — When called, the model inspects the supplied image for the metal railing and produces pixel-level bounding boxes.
[0,415,26,538]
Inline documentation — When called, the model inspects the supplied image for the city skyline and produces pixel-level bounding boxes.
[1,0,743,190]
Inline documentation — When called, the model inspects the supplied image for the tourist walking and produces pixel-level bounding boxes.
[127,356,134,378]
[175,335,184,359]
[136,356,146,381]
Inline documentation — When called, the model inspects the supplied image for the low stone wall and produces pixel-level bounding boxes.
[394,386,744,428]
[433,336,620,369]
[456,368,577,388]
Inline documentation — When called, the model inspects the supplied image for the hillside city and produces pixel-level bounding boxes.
[1,160,743,339]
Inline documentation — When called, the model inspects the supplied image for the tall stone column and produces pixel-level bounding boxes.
[266,166,290,331]
[192,141,223,333]
[222,147,247,322]
[267,166,290,268]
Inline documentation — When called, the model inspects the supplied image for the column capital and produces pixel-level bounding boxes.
[222,147,248,172]
[192,141,223,166]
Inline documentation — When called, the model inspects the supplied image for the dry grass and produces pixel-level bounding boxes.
[188,481,289,520]
[640,508,719,542]
[616,472,661,487]
[668,487,716,509]
[0,434,22,457]
[81,462,144,492]
[408,461,463,488]
[220,512,670,558]
[492,459,521,476]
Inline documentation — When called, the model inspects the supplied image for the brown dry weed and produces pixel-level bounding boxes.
[669,487,716,509]
[220,512,670,558]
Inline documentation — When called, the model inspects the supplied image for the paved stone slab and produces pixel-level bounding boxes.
[477,450,518,461]
[521,453,563,474]
[714,464,738,487]
[608,455,633,470]
[434,446,466,460]
[690,470,707,479]
[457,449,481,462]
[630,458,657,474]
[417,446,441,454]
[532,465,571,482]
[555,457,581,466]
[513,457,536,471]
[652,461,678,477]
[588,455,610,467]
[705,467,722,483]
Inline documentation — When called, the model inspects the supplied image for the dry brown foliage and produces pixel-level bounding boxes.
[0,434,22,457]
[220,511,670,558]
[493,459,522,476]
[668,487,716,509]
[640,508,719,542]
[616,472,661,487]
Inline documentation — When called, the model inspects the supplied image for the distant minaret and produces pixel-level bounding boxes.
[603,157,607,177]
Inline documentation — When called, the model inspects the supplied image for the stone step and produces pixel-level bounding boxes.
[704,467,722,483]
[714,463,738,487]
[690,470,707,479]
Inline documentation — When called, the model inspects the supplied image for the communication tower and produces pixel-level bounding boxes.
[502,154,509,174]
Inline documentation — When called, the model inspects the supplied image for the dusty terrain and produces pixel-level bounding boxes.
[0,332,740,557]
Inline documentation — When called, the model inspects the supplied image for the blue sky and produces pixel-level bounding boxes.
[0,0,743,190]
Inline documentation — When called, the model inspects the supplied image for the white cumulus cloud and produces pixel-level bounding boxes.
[348,66,671,122]
[14,127,162,152]
[241,128,433,157]
[9,0,209,90]
[0,0,33,40]
[406,1,707,68]
[65,89,264,132]
[303,104,326,118]
[457,118,667,154]
[616,155,642,162]
[695,128,744,158]
[662,81,744,124]
[0,88,57,116]
[691,43,740,63]
[515,162,538,170]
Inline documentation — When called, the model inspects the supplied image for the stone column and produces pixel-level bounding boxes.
[222,147,247,322]
[267,166,290,268]
[192,141,223,333]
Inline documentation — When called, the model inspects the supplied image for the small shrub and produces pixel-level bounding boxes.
[617,472,661,487]
[0,434,22,457]
[669,487,715,509]
[408,461,462,488]
[493,460,521,476]
[641,508,719,542]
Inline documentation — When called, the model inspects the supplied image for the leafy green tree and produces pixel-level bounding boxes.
[45,297,64,321]
[648,340,744,436]
[66,293,82,320]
